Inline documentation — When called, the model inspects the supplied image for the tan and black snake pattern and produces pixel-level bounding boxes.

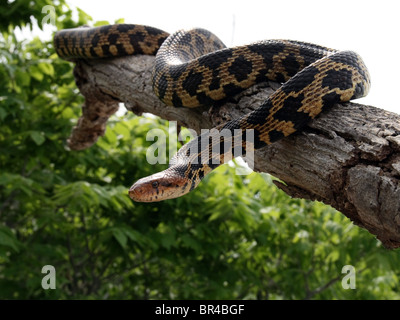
[54,24,371,202]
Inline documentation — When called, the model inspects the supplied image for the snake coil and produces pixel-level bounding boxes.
[54,24,370,202]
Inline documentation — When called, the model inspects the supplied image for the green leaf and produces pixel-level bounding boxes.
[181,234,201,252]
[112,228,128,249]
[37,62,54,77]
[114,122,131,140]
[326,250,340,263]
[103,128,117,145]
[94,20,110,27]
[30,131,45,145]
[0,107,7,121]
[123,228,140,242]
[77,8,93,25]
[29,65,43,81]
[160,232,175,250]
[0,227,20,252]
[15,69,31,87]
[114,18,125,24]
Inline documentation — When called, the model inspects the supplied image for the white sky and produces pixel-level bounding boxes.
[38,0,400,113]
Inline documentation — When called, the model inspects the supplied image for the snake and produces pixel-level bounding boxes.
[54,24,371,202]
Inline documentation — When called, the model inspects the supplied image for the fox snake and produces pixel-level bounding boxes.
[54,24,371,202]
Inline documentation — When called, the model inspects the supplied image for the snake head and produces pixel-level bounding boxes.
[129,169,191,202]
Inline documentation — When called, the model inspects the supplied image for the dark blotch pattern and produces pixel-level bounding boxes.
[245,100,273,125]
[182,69,204,96]
[180,33,192,46]
[145,25,167,36]
[280,66,319,94]
[169,64,186,81]
[91,33,100,48]
[322,68,353,91]
[89,46,98,58]
[129,33,145,53]
[115,43,127,56]
[282,52,301,77]
[101,44,110,56]
[197,169,205,180]
[251,128,267,149]
[99,25,112,34]
[194,34,204,50]
[155,74,168,100]
[157,36,166,48]
[208,69,221,91]
[196,92,216,106]
[116,24,130,33]
[275,73,286,83]
[196,50,232,73]
[321,91,342,107]
[228,55,253,82]
[275,94,311,130]
[222,83,243,98]
[298,45,329,66]
[172,92,183,108]
[247,41,285,68]
[108,33,119,45]
[77,37,86,57]
[268,130,286,143]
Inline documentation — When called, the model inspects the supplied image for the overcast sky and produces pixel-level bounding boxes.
[39,0,400,113]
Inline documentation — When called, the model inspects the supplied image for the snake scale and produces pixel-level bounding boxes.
[54,24,371,202]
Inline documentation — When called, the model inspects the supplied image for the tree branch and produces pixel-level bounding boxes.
[67,55,400,249]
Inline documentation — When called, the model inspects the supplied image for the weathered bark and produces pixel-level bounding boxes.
[68,55,400,249]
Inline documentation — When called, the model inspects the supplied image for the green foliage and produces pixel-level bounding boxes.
[1,2,400,300]
[0,0,91,32]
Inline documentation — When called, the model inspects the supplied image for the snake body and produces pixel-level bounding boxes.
[54,24,371,202]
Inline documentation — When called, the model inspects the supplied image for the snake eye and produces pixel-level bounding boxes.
[152,181,159,188]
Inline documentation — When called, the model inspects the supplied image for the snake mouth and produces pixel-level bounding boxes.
[128,184,145,202]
